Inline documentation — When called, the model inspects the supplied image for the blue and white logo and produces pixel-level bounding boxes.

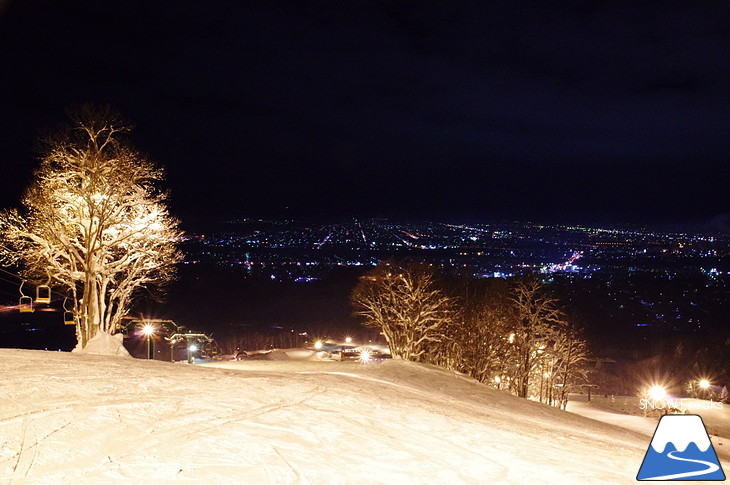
[637,414,725,481]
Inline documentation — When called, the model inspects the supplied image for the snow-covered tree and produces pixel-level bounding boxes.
[509,275,566,399]
[0,106,182,350]
[439,279,517,385]
[351,262,454,361]
[551,329,589,409]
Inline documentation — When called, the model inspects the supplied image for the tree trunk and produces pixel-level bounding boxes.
[81,275,102,346]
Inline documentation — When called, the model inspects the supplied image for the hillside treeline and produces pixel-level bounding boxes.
[352,262,589,408]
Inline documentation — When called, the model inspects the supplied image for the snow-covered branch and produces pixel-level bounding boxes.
[0,106,182,349]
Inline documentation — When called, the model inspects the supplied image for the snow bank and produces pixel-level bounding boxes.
[0,349,712,484]
[72,332,130,357]
[241,348,326,361]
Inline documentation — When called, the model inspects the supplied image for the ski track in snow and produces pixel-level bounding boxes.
[0,350,689,484]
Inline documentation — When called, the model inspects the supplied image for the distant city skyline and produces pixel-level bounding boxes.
[180,218,730,279]
[2,1,730,227]
[3,217,728,353]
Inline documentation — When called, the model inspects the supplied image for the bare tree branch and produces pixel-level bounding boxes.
[0,106,182,349]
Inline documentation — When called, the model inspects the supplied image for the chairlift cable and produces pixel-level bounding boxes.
[0,266,71,300]
[0,267,23,281]
[0,290,21,300]
[0,275,22,285]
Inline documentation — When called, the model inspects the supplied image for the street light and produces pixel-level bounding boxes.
[648,385,667,401]
[699,379,711,390]
[359,348,371,363]
[187,343,198,364]
[141,324,155,360]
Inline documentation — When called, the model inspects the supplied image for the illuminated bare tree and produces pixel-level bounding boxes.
[0,106,182,350]
[437,280,517,384]
[551,329,589,409]
[463,301,517,385]
[510,275,566,399]
[351,262,454,361]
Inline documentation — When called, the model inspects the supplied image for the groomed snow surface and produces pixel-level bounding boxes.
[0,349,726,484]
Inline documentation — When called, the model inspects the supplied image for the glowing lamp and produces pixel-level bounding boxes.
[648,385,667,400]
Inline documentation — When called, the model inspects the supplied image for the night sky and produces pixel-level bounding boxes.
[2,1,730,227]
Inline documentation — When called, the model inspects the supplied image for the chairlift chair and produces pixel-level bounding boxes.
[64,311,75,325]
[19,295,34,313]
[62,296,75,325]
[36,285,51,304]
[18,281,34,313]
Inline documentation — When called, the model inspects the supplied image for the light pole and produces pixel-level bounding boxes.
[187,343,198,364]
[142,324,155,360]
[699,379,711,399]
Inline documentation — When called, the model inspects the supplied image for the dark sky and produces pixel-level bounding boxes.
[2,1,730,227]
